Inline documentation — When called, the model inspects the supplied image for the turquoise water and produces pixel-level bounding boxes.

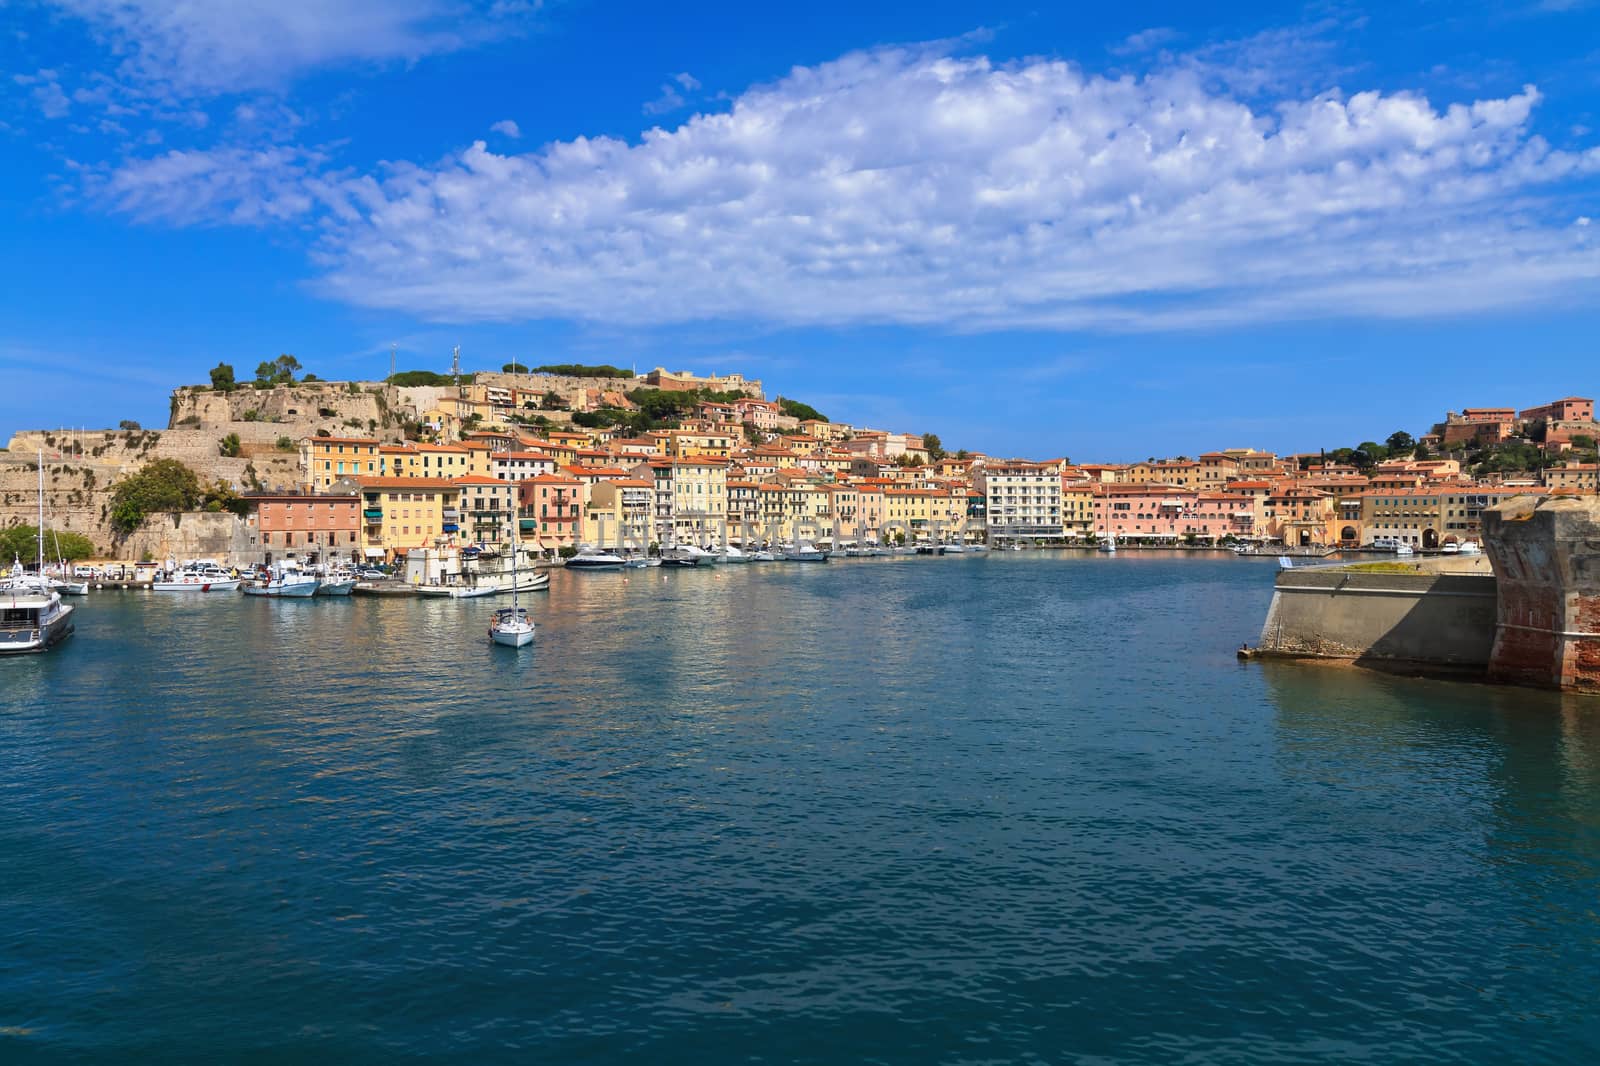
[4,553,1599,1063]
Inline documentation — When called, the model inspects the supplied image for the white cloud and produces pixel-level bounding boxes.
[490,118,521,138]
[47,0,536,93]
[91,41,1600,332]
[87,145,335,225]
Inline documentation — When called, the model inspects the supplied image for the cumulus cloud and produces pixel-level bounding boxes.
[47,0,535,93]
[89,41,1600,332]
[490,118,521,138]
[304,45,1600,330]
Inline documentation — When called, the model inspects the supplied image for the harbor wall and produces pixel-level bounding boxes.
[1257,566,1497,670]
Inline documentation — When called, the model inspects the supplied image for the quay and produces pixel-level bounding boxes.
[1248,495,1600,693]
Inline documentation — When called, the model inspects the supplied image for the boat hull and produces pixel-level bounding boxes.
[153,579,242,592]
[490,626,535,647]
[315,579,357,596]
[243,580,320,597]
[566,559,625,570]
[0,604,74,654]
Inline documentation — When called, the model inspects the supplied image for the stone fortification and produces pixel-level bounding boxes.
[167,381,408,439]
[1482,495,1600,692]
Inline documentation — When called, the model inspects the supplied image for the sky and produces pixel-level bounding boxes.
[2,0,1598,461]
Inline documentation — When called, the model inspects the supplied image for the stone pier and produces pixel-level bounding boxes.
[1482,495,1600,692]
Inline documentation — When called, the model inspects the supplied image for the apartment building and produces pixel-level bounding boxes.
[983,460,1064,543]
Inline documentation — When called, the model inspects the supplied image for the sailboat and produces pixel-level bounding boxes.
[2,454,75,654]
[489,525,535,647]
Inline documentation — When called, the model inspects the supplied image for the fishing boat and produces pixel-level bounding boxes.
[152,559,241,592]
[1,458,75,654]
[489,527,536,647]
[567,545,627,569]
[242,563,320,597]
[315,566,358,596]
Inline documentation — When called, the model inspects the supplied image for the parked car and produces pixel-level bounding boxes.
[355,567,387,580]
[73,565,98,578]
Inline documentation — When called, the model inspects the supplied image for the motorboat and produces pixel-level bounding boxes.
[680,544,720,565]
[567,546,627,569]
[153,559,241,592]
[49,578,89,595]
[242,564,321,597]
[622,555,649,568]
[1441,542,1460,555]
[1,558,75,655]
[749,549,777,562]
[1458,540,1482,555]
[489,605,535,647]
[781,542,829,562]
[1394,543,1416,557]
[719,545,750,563]
[942,543,967,554]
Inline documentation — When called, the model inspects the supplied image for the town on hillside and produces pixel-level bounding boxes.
[4,356,1598,564]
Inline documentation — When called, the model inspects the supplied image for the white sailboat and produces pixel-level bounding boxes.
[490,523,535,647]
[2,455,75,654]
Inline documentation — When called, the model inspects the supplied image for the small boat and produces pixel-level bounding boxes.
[315,567,358,596]
[49,578,89,596]
[489,605,535,646]
[243,565,321,597]
[622,555,649,569]
[1458,540,1482,555]
[1441,542,1460,555]
[942,543,967,554]
[680,544,720,565]
[719,545,750,563]
[1097,536,1116,554]
[749,549,777,562]
[153,559,241,592]
[417,581,499,598]
[781,542,829,562]
[968,543,988,552]
[567,546,627,570]
[1394,543,1415,557]
[489,527,536,647]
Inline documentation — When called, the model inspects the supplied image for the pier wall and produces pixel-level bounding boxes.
[1257,567,1497,670]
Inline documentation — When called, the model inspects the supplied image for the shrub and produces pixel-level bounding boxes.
[219,433,242,457]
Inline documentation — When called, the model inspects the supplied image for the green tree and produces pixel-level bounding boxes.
[955,449,970,461]
[209,362,236,391]
[503,362,530,374]
[922,433,946,461]
[219,433,242,457]
[118,419,142,431]
[0,525,96,562]
[108,459,202,535]
[254,354,302,387]
[1385,430,1415,455]
[777,397,827,423]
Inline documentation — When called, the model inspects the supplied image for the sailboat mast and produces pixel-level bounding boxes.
[36,450,44,575]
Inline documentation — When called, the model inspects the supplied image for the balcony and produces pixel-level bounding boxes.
[363,508,384,521]
[442,508,461,520]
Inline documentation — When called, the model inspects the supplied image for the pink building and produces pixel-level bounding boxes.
[519,473,586,551]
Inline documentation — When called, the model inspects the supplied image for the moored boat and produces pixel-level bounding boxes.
[567,546,627,569]
[1,560,75,655]
[153,559,241,592]
[242,565,320,597]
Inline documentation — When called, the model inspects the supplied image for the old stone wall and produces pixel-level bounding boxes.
[120,511,257,564]
[168,381,408,440]
[1482,495,1600,692]
[1258,567,1498,669]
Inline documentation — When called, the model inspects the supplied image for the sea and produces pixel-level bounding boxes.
[3,552,1599,1063]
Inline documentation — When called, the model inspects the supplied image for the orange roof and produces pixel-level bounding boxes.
[356,476,459,490]
[450,475,507,486]
[305,435,380,446]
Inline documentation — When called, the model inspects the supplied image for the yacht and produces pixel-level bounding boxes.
[49,577,89,596]
[719,545,750,563]
[567,546,627,570]
[153,559,241,592]
[1098,536,1117,554]
[749,548,778,562]
[489,523,536,647]
[489,605,535,646]
[942,543,968,554]
[1,559,75,655]
[681,544,720,565]
[1458,540,1483,555]
[2,462,75,654]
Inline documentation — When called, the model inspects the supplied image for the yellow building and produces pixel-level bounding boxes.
[301,435,381,491]
[637,457,729,545]
[666,429,735,459]
[356,477,459,561]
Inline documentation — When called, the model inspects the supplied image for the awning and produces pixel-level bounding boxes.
[363,548,385,558]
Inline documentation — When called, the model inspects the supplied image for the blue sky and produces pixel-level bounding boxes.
[3,0,1598,460]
